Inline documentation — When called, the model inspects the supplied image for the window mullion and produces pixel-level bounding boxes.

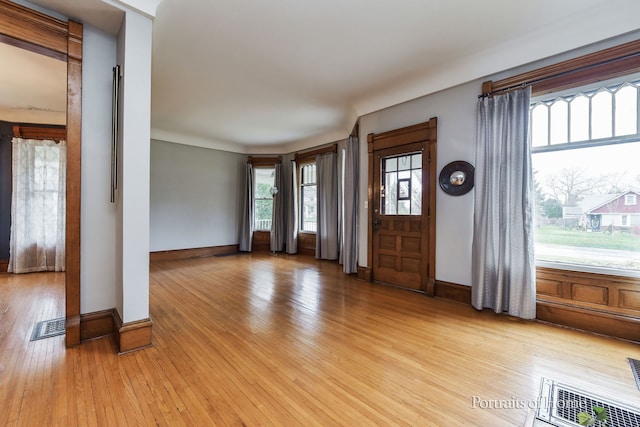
[546,103,551,147]
[588,93,593,141]
[612,88,617,137]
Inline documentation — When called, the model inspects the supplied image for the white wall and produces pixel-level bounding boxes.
[149,140,246,251]
[359,81,478,286]
[358,30,640,287]
[116,9,153,324]
[80,24,118,313]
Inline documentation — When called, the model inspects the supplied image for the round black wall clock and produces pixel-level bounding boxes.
[439,161,474,196]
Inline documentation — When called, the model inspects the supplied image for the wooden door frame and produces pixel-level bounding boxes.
[367,118,437,295]
[0,0,82,347]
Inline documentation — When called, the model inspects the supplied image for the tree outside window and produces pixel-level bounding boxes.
[530,77,640,273]
[254,167,275,231]
[300,163,317,232]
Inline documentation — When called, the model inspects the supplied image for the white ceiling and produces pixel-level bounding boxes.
[0,42,66,125]
[10,0,640,153]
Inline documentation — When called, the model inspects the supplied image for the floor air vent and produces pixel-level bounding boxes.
[535,378,640,427]
[630,358,640,392]
[30,317,65,341]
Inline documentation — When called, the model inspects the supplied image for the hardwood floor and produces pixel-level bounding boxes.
[1,254,639,426]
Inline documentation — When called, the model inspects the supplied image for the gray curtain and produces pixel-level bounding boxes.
[239,163,254,252]
[316,152,338,260]
[341,137,359,273]
[472,86,536,319]
[270,162,284,252]
[286,160,298,254]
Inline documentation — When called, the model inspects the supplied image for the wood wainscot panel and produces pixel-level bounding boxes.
[570,283,609,306]
[536,266,640,342]
[150,244,239,262]
[113,309,153,354]
[536,277,562,298]
[618,288,640,311]
[357,266,372,281]
[297,232,316,256]
[536,266,640,317]
[252,231,270,252]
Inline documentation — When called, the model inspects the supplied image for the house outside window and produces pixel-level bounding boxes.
[254,167,275,231]
[530,76,640,274]
[300,162,317,232]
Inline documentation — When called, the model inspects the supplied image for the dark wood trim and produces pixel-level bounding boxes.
[12,124,66,140]
[366,118,437,294]
[350,120,359,138]
[425,117,437,295]
[294,143,337,162]
[0,0,68,60]
[297,231,316,256]
[434,280,471,304]
[537,300,640,342]
[150,244,240,262]
[65,20,83,348]
[357,266,371,282]
[0,259,7,273]
[368,121,434,152]
[112,309,153,354]
[482,38,640,97]
[80,309,115,341]
[252,230,271,252]
[248,156,281,167]
[0,0,83,349]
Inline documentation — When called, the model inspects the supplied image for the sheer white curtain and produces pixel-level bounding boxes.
[472,87,536,319]
[9,138,66,273]
[270,162,285,252]
[239,163,254,252]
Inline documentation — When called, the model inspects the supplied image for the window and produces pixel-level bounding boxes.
[530,76,640,274]
[300,163,317,232]
[254,167,275,231]
[381,153,422,215]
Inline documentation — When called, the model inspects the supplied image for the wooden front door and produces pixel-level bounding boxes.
[368,118,437,294]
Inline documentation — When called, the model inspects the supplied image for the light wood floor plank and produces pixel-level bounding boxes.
[1,255,639,426]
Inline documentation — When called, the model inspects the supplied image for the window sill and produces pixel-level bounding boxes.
[536,260,640,279]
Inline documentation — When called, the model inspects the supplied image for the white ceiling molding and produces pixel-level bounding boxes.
[102,0,163,19]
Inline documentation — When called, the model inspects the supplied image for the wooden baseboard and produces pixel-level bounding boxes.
[537,300,640,342]
[357,266,371,281]
[65,314,80,347]
[150,244,239,262]
[434,280,471,304]
[112,309,153,354]
[0,259,8,273]
[80,309,115,341]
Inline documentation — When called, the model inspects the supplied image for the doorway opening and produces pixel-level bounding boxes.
[367,118,437,294]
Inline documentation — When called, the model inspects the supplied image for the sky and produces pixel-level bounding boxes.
[533,141,640,198]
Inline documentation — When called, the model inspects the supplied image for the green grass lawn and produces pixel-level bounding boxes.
[535,225,640,251]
